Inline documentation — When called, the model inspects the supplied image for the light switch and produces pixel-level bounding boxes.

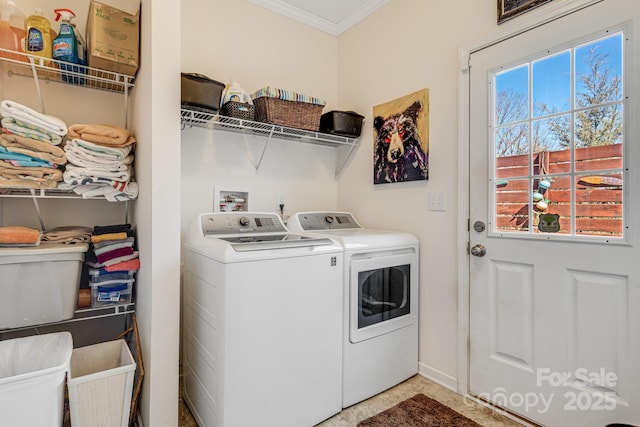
[428,192,446,211]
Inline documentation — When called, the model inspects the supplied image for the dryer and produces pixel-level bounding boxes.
[287,211,419,408]
[182,212,343,427]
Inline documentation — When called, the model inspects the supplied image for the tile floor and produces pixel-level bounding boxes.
[178,374,524,427]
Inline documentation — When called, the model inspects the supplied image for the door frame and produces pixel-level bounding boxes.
[456,0,604,401]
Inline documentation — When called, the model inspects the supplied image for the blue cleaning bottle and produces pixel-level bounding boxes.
[52,8,84,84]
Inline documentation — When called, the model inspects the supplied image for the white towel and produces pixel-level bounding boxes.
[0,100,68,136]
[58,181,139,202]
[64,147,133,171]
[63,164,131,183]
[68,138,132,161]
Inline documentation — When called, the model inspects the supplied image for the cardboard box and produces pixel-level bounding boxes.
[86,0,140,76]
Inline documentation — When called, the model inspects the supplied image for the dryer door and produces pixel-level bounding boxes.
[349,251,417,343]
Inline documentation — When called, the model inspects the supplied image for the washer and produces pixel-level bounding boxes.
[288,211,419,408]
[182,212,343,427]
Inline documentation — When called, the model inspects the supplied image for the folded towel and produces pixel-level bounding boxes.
[0,148,53,167]
[2,117,63,145]
[58,181,139,202]
[91,232,129,243]
[1,134,66,165]
[0,100,68,136]
[92,236,135,251]
[42,226,92,244]
[63,164,131,183]
[0,161,63,185]
[96,246,134,264]
[93,238,134,255]
[0,226,41,245]
[64,145,132,170]
[68,138,132,160]
[0,175,60,189]
[68,124,136,147]
[102,251,138,267]
[105,258,140,272]
[94,224,132,235]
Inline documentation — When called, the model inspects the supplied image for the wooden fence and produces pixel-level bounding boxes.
[495,144,623,236]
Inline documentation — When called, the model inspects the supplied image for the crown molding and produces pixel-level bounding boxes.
[249,0,390,36]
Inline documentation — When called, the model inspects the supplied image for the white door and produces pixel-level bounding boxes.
[469,1,640,426]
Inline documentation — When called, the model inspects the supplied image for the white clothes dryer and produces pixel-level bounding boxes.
[287,211,419,408]
[182,212,343,427]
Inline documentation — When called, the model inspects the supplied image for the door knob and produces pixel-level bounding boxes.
[470,244,486,257]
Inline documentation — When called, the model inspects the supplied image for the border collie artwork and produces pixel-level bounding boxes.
[373,90,429,184]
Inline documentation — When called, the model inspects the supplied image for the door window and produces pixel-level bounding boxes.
[492,31,625,239]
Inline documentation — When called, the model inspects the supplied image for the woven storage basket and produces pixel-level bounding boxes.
[251,87,325,131]
[220,101,255,120]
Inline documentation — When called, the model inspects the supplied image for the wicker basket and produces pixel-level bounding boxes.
[220,101,255,120]
[253,97,324,131]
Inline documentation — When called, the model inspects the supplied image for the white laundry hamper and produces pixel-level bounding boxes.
[67,339,136,427]
[0,332,73,427]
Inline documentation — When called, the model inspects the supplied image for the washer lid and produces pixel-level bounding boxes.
[218,234,335,252]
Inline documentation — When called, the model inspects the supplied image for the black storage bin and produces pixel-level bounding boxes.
[181,73,225,113]
[320,110,364,137]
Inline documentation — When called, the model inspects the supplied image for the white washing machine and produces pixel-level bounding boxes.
[287,211,419,408]
[182,212,343,427]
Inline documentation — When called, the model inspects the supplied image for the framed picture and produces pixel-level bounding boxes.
[498,0,554,24]
[373,89,429,185]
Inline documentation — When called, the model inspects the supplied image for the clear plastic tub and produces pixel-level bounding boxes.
[90,279,134,307]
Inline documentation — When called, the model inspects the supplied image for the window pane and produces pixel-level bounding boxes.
[575,34,623,107]
[575,141,623,173]
[533,114,571,152]
[533,175,571,235]
[576,174,623,236]
[533,51,571,117]
[495,178,529,233]
[496,124,529,158]
[496,65,529,125]
[574,104,623,148]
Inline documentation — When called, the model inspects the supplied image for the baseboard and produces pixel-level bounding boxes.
[418,361,458,392]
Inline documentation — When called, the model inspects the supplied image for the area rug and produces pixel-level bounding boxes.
[357,393,482,427]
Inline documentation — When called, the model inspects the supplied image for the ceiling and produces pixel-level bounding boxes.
[249,0,390,36]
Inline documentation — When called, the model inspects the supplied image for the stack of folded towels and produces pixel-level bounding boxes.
[0,100,68,189]
[60,123,138,201]
[80,223,140,308]
[42,225,92,244]
[86,223,140,272]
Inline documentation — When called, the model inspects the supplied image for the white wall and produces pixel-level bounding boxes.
[180,0,342,235]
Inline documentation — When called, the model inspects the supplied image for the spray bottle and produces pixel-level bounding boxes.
[52,9,83,84]
[52,8,78,64]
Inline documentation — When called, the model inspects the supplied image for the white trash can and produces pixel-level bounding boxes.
[67,339,136,427]
[0,332,73,427]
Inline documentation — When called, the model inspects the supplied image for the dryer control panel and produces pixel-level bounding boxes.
[201,212,287,235]
[290,212,362,231]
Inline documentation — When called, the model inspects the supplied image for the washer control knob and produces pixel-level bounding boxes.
[239,216,251,226]
[325,215,335,224]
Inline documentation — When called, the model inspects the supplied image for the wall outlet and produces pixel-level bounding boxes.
[428,192,446,212]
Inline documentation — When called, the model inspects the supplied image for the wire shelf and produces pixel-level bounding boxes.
[181,108,359,148]
[0,48,134,94]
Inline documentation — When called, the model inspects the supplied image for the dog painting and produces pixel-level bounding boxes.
[373,89,429,184]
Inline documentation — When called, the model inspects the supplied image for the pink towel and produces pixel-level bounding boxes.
[104,258,140,272]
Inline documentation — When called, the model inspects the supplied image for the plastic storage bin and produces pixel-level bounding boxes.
[90,279,134,307]
[0,332,73,427]
[67,339,136,427]
[0,243,88,328]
